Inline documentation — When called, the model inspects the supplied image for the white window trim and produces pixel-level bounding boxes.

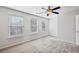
[8,15,24,38]
[42,22,46,32]
[30,18,38,34]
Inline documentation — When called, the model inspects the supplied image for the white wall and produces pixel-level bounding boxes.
[0,7,49,49]
[49,15,58,36]
[58,9,79,43]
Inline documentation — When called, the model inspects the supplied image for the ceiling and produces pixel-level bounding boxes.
[7,6,79,19]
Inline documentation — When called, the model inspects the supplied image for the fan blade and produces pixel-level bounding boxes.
[52,12,59,14]
[47,14,50,16]
[37,10,47,14]
[52,6,60,10]
[42,7,47,10]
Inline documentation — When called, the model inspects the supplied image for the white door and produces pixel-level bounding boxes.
[76,15,79,45]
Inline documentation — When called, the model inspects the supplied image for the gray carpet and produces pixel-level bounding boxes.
[0,36,79,53]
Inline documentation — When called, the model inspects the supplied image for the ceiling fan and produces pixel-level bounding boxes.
[38,6,61,16]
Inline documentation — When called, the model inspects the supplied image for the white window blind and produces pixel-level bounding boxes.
[31,19,38,33]
[42,22,45,31]
[9,15,24,38]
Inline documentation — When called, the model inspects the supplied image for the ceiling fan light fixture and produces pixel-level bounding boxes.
[39,6,60,16]
[47,10,52,15]
[48,11,51,14]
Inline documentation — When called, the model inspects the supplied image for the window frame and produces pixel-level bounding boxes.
[42,22,46,31]
[30,18,38,34]
[8,15,24,38]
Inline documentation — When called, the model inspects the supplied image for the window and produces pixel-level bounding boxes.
[31,19,38,33]
[42,22,45,31]
[9,15,24,38]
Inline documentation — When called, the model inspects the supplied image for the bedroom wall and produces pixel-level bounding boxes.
[58,8,79,43]
[0,7,49,49]
[49,15,58,37]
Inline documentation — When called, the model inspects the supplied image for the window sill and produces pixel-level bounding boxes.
[30,32,38,35]
[8,34,24,39]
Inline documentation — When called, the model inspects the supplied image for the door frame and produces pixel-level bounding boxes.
[76,15,79,45]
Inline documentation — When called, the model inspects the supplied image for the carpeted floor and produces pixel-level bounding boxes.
[0,36,79,53]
